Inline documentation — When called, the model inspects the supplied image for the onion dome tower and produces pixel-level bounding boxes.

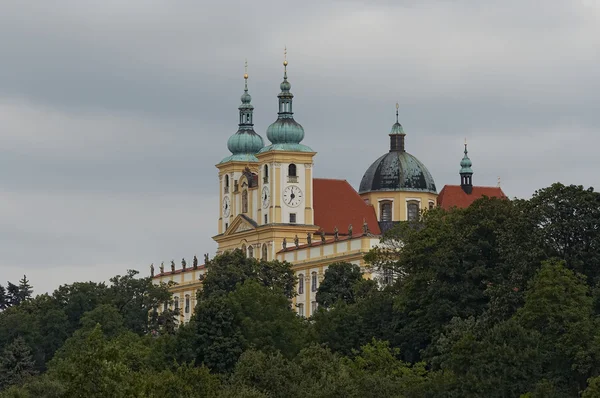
[460,140,473,194]
[258,51,313,153]
[359,104,437,194]
[219,63,264,164]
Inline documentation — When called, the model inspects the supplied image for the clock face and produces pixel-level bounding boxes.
[283,185,303,208]
[222,196,230,217]
[262,186,270,208]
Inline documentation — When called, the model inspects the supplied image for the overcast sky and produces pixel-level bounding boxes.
[1,0,599,295]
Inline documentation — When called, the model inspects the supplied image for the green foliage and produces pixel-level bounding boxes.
[200,249,296,299]
[195,280,310,373]
[0,337,37,390]
[316,262,375,308]
[5,182,600,396]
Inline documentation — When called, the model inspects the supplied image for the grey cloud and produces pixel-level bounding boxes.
[1,0,599,293]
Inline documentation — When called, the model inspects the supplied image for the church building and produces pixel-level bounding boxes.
[152,57,506,322]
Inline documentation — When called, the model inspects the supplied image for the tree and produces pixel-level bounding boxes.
[515,260,600,394]
[17,276,33,304]
[525,183,600,286]
[200,250,296,300]
[366,197,519,362]
[0,336,38,389]
[316,262,375,309]
[0,285,7,311]
[106,270,172,335]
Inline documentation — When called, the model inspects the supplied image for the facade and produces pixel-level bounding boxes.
[152,58,506,322]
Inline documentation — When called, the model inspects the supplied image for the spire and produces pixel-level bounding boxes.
[260,47,312,153]
[460,139,473,194]
[220,61,264,163]
[389,103,406,152]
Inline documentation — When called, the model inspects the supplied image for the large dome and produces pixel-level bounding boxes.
[359,151,437,194]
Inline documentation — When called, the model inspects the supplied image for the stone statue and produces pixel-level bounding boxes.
[204,253,209,264]
[193,255,198,269]
[294,234,299,248]
[320,230,326,243]
[170,260,175,272]
[150,263,154,277]
[348,224,353,238]
[334,226,339,241]
[307,232,312,245]
[282,237,287,250]
[363,218,369,234]
[160,262,164,274]
[181,258,186,270]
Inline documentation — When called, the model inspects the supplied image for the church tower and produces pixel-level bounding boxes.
[460,141,473,194]
[255,51,318,252]
[215,63,264,235]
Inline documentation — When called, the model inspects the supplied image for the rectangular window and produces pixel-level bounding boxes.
[311,272,318,292]
[298,303,304,317]
[225,223,229,230]
[290,213,296,224]
[311,301,318,314]
[264,214,268,224]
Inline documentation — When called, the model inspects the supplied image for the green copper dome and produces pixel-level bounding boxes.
[259,59,313,153]
[359,109,436,194]
[460,143,473,174]
[219,72,264,164]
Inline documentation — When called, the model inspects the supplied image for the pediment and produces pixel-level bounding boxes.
[224,214,258,236]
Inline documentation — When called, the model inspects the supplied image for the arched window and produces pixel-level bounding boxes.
[407,201,420,222]
[380,201,392,222]
[311,272,318,292]
[241,244,247,257]
[262,243,268,260]
[174,297,179,311]
[185,295,190,314]
[242,189,248,213]
[263,165,269,183]
[311,301,318,314]
[288,163,297,177]
[248,245,254,258]
[298,274,304,294]
[224,175,229,193]
[298,303,304,317]
[429,201,435,210]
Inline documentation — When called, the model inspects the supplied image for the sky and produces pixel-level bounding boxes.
[1,0,599,295]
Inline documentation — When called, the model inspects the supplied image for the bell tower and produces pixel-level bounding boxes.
[215,62,264,235]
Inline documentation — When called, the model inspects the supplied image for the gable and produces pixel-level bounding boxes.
[223,214,258,236]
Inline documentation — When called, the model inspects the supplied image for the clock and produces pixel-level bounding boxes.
[283,185,303,208]
[262,186,270,208]
[222,196,230,217]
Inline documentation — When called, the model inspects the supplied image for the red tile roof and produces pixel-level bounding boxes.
[313,178,381,235]
[437,185,507,210]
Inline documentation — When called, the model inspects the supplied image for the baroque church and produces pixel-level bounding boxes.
[152,57,506,322]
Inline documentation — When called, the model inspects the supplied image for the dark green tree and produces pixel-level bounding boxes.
[316,262,375,309]
[0,285,7,311]
[0,336,38,389]
[200,250,296,300]
[17,276,33,304]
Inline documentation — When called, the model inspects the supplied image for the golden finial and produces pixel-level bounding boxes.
[396,102,399,110]
[244,59,248,80]
[283,46,288,66]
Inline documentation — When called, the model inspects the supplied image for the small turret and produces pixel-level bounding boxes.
[389,103,406,152]
[460,140,473,194]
